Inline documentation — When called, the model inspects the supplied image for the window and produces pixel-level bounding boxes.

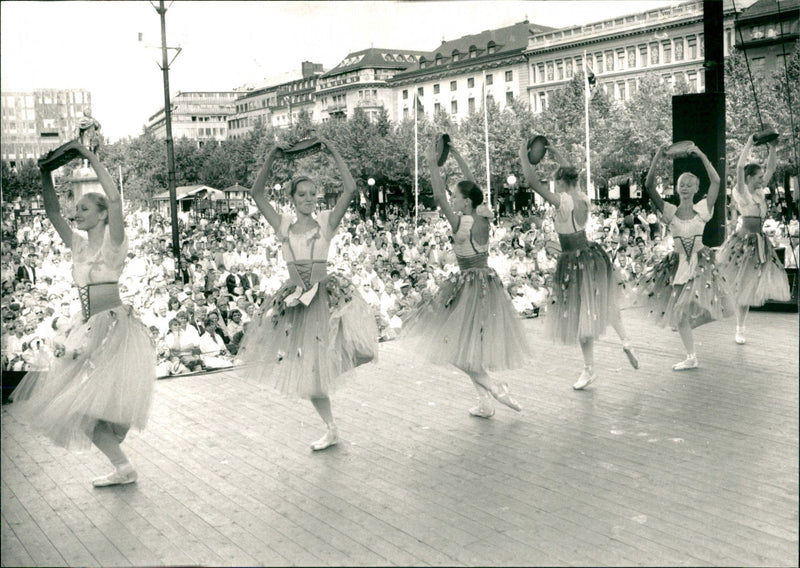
[403,108,409,119]
[616,81,626,100]
[538,63,545,82]
[650,44,660,64]
[687,71,697,91]
[467,77,475,88]
[505,91,514,104]
[418,87,424,97]
[688,36,697,59]
[606,51,614,71]
[434,84,440,94]
[566,60,573,78]
[469,45,477,59]
[546,63,554,81]
[487,41,496,54]
[663,41,672,63]
[435,54,443,66]
[617,50,625,70]
[751,57,766,74]
[451,100,458,114]
[452,50,460,62]
[450,81,457,91]
[486,73,493,85]
[434,102,441,113]
[402,89,408,99]
[505,70,513,82]
[640,46,648,67]
[596,53,603,73]
[674,38,684,60]
[751,25,765,39]
[538,92,547,111]
[468,97,475,112]
[627,48,636,68]
[699,34,704,57]
[557,62,564,79]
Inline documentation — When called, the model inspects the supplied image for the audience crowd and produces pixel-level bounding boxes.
[3,198,797,377]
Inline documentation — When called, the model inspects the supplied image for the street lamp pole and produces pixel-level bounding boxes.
[155,0,181,268]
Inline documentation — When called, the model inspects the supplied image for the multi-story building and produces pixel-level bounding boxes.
[146,91,239,146]
[228,62,325,139]
[390,20,554,121]
[1,88,92,165]
[314,47,428,122]
[735,0,799,76]
[525,0,739,112]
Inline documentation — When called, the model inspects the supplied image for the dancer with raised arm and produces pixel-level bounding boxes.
[718,133,790,344]
[237,140,378,450]
[518,140,638,390]
[12,143,156,487]
[640,143,734,369]
[403,136,529,418]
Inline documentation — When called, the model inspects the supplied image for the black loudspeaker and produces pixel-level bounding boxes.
[672,92,727,247]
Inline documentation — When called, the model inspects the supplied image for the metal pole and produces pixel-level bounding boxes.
[482,71,492,209]
[414,93,419,226]
[584,50,592,200]
[157,0,181,267]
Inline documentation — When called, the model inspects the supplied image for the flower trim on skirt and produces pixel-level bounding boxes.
[717,232,791,307]
[401,267,531,372]
[11,305,157,450]
[237,271,378,399]
[637,250,734,329]
[546,242,618,344]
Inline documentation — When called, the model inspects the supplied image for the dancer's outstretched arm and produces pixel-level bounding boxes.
[518,140,559,207]
[449,146,476,184]
[425,144,459,229]
[763,142,777,187]
[323,138,357,231]
[76,145,124,246]
[644,145,667,213]
[251,145,284,233]
[40,164,74,248]
[736,134,756,198]
[689,144,720,216]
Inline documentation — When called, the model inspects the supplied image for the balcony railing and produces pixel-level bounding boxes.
[355,97,382,108]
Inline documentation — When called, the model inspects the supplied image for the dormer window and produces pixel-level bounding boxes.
[469,45,478,58]
[487,41,496,54]
[435,53,443,66]
[419,56,427,69]
[452,49,460,62]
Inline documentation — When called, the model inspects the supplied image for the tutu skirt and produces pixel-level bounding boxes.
[11,305,157,450]
[237,272,378,399]
[717,232,791,307]
[636,250,734,329]
[401,267,531,372]
[547,241,617,344]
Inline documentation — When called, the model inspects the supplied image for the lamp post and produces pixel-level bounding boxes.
[367,177,375,219]
[507,174,517,215]
[274,183,282,206]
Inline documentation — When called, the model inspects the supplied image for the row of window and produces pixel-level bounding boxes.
[401,90,515,118]
[401,70,514,99]
[532,35,705,84]
[419,41,499,69]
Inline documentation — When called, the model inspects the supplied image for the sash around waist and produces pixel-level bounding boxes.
[78,282,122,321]
[739,216,763,234]
[288,260,328,288]
[457,253,489,270]
[558,230,590,251]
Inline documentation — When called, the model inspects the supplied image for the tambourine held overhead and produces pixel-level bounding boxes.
[282,137,324,159]
[664,140,696,159]
[753,127,779,146]
[526,135,549,165]
[435,133,451,167]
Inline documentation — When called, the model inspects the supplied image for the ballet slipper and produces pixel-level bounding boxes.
[572,369,597,390]
[735,327,746,345]
[469,399,495,418]
[672,354,698,371]
[488,383,522,411]
[93,464,137,487]
[311,425,339,451]
[623,344,639,369]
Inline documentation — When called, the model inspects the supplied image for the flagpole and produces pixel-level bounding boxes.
[414,92,419,227]
[482,71,492,209]
[583,50,592,200]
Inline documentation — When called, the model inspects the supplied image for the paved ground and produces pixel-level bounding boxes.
[2,307,798,567]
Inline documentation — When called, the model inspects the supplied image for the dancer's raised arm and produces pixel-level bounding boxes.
[644,145,667,213]
[40,164,74,248]
[518,140,559,207]
[250,145,284,233]
[425,143,459,229]
[449,146,476,184]
[689,144,720,215]
[322,138,357,230]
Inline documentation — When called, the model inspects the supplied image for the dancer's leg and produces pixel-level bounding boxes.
[735,305,749,344]
[92,420,137,487]
[468,368,521,412]
[465,372,495,418]
[610,308,639,369]
[673,317,698,370]
[310,395,338,451]
[573,338,597,390]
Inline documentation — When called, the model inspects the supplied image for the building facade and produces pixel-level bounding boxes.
[314,48,429,123]
[146,91,239,146]
[525,0,738,112]
[1,88,92,165]
[735,0,799,76]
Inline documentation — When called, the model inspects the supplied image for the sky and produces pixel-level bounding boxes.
[1,0,691,141]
